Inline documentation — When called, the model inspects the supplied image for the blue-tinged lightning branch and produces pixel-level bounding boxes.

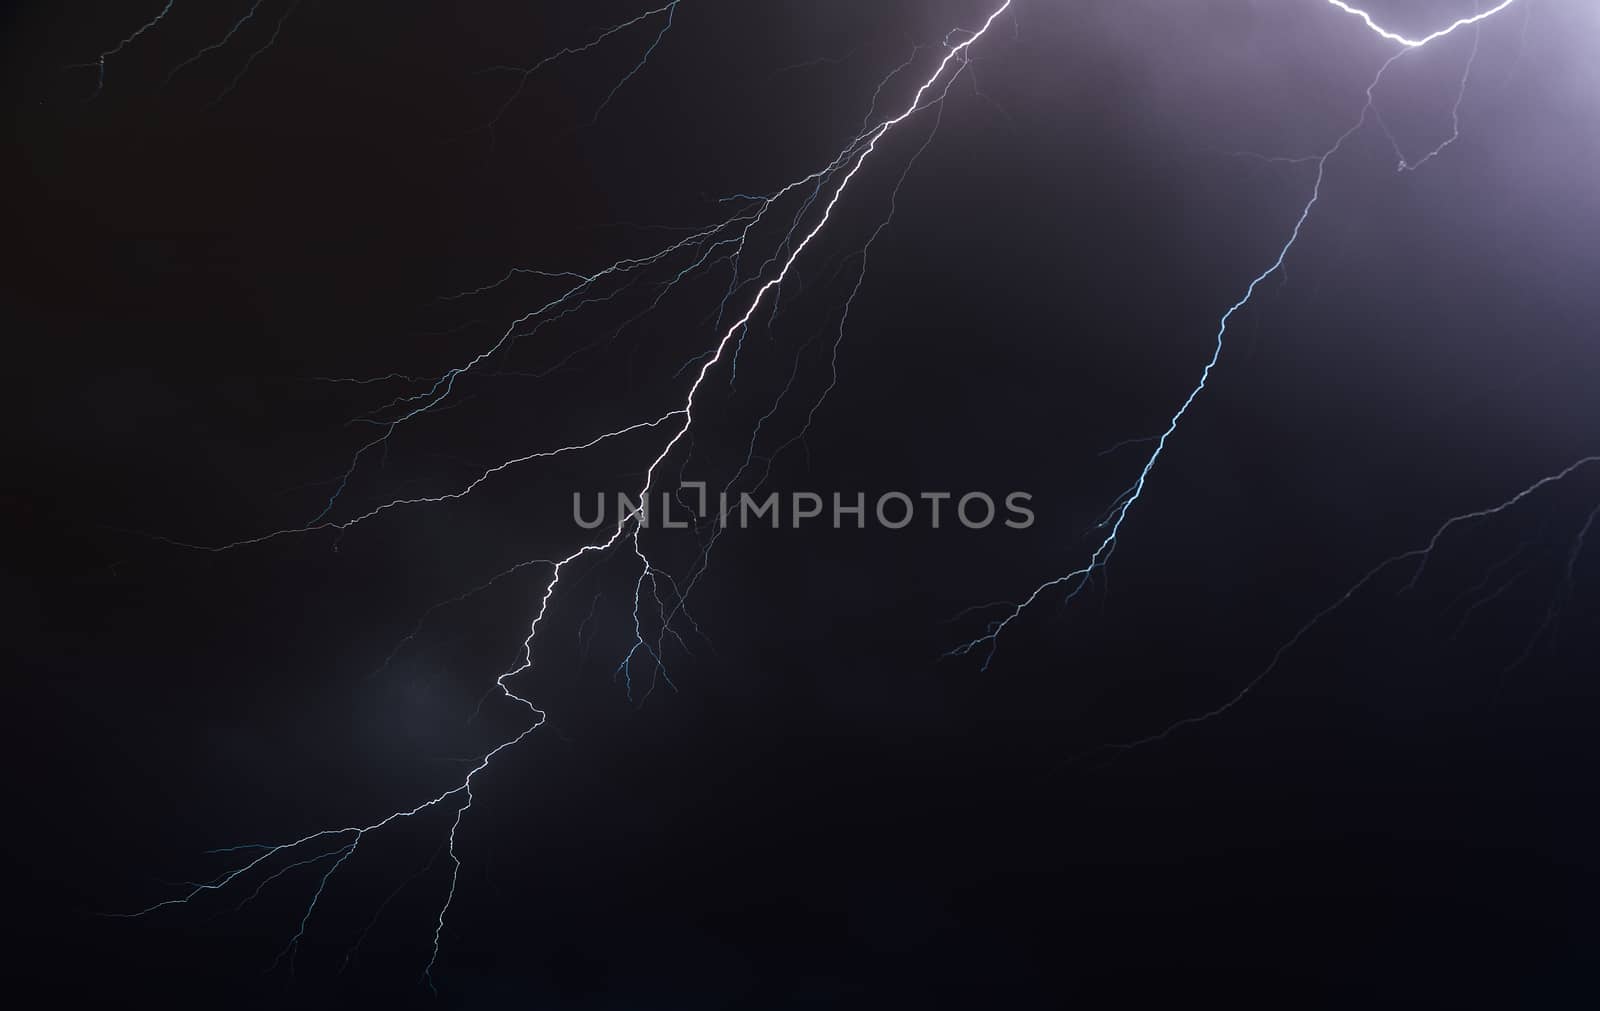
[950,0,1593,711]
[70,1,302,105]
[78,0,1596,990]
[67,0,176,101]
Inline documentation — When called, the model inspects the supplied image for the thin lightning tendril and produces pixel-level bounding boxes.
[477,1,681,144]
[948,0,1544,676]
[1105,456,1600,754]
[68,0,177,101]
[205,0,299,110]
[162,0,268,89]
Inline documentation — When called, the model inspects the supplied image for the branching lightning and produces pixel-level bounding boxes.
[1324,0,1518,48]
[68,0,176,101]
[1103,455,1600,755]
[72,0,302,105]
[78,0,1597,990]
[477,1,681,143]
[110,1,1018,986]
[948,0,1590,684]
[954,0,1596,753]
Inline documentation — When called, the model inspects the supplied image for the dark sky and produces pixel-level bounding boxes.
[6,1,1600,1006]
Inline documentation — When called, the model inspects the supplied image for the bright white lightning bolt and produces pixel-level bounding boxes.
[119,1,1017,987]
[1324,0,1519,48]
[100,0,1597,989]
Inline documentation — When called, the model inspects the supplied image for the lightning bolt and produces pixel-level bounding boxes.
[119,1,1018,987]
[67,0,176,101]
[162,1,270,89]
[205,0,299,109]
[95,0,1596,990]
[948,0,1549,670]
[1101,456,1600,755]
[1324,0,1519,48]
[477,1,681,144]
[73,0,301,106]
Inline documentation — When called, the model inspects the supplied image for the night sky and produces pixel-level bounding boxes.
[6,2,1600,1006]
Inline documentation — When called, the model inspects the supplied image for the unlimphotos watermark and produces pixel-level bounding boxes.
[576,483,1035,531]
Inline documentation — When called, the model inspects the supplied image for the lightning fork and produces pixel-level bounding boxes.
[129,5,1017,987]
[950,0,1525,671]
[477,1,682,142]
[68,0,177,101]
[1105,457,1600,754]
